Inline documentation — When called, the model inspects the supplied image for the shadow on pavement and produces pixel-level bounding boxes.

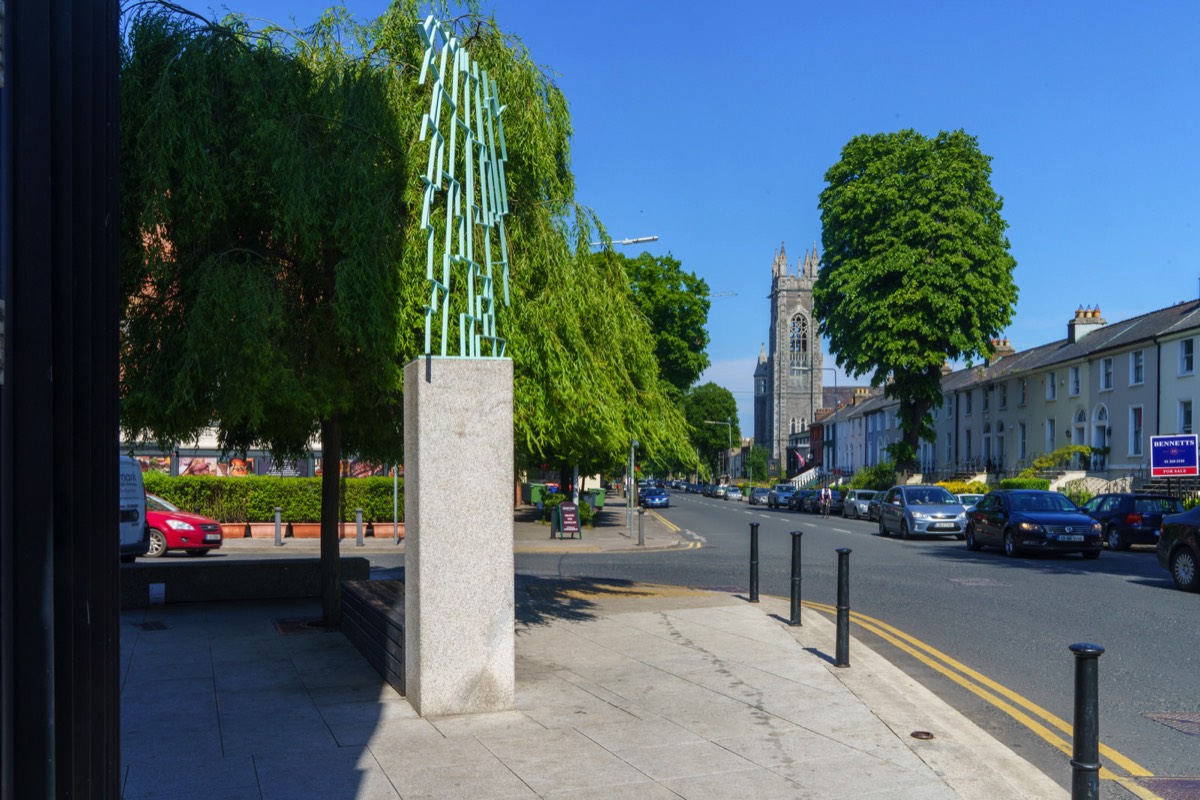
[515,575,660,626]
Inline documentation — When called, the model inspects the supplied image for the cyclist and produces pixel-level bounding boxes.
[820,485,832,518]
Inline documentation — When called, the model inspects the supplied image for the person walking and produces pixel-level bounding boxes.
[820,485,832,518]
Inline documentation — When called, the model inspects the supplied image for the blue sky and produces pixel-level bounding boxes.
[195,0,1200,434]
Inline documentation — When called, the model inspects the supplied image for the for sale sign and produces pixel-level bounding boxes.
[1151,434,1199,477]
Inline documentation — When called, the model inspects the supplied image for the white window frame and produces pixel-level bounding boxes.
[1017,422,1027,460]
[1129,405,1144,456]
[945,432,953,462]
[1130,350,1144,386]
[1045,418,1056,453]
[1046,371,1057,401]
[965,391,973,415]
[1069,366,1081,397]
[1100,357,1113,391]
[1180,399,1193,435]
[946,395,954,418]
[1019,378,1027,406]
[1182,339,1195,375]
[982,387,990,412]
[999,383,1007,409]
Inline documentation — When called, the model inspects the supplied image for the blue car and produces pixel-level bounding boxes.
[640,488,670,509]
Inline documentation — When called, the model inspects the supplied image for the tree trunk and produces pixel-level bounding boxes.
[320,415,343,628]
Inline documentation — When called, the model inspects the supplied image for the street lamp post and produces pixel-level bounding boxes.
[704,420,732,483]
[627,439,639,537]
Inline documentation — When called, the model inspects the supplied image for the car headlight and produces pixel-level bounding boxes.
[955,512,966,521]
[166,519,195,531]
[1092,522,1102,533]
[1017,521,1043,534]
[911,512,930,520]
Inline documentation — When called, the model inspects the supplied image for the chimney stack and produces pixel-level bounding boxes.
[1068,306,1107,343]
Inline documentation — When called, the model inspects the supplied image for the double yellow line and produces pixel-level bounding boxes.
[803,601,1161,800]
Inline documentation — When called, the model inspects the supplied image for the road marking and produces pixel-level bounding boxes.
[802,600,1158,793]
[647,510,679,533]
[830,528,851,534]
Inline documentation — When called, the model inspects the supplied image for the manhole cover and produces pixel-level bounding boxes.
[1146,712,1200,736]
[133,621,168,631]
[1135,777,1200,799]
[948,577,1007,587]
[274,617,330,635]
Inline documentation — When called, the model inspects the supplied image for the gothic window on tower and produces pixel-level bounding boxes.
[789,314,809,370]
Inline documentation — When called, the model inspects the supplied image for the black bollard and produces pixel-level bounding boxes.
[749,523,760,603]
[835,547,851,668]
[243,522,252,539]
[789,531,803,626]
[365,521,375,538]
[285,521,294,539]
[1069,643,1105,800]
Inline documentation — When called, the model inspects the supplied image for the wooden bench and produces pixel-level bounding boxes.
[341,580,405,696]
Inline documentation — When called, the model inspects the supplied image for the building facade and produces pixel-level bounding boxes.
[753,244,825,470]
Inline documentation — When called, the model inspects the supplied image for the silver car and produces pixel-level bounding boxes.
[878,485,968,540]
[842,489,877,520]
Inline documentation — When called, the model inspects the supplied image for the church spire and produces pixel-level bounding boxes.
[772,241,789,277]
[758,342,767,364]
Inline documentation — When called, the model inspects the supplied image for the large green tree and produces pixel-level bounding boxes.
[120,2,692,625]
[606,251,711,393]
[814,129,1017,474]
[682,383,740,478]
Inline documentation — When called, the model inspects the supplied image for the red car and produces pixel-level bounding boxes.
[144,493,224,557]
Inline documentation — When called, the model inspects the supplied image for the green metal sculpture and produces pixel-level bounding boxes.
[417,16,511,358]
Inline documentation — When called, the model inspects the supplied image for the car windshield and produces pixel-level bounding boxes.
[1135,497,1184,514]
[906,488,958,505]
[146,493,179,512]
[859,491,876,500]
[1010,493,1078,513]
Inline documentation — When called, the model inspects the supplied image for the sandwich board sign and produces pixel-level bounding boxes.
[1151,434,1199,477]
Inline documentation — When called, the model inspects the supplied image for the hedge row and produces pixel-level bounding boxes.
[998,477,1051,491]
[142,473,404,523]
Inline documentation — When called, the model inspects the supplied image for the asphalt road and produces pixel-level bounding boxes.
[509,492,1200,798]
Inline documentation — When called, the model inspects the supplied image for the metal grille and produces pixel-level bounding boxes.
[1043,525,1089,536]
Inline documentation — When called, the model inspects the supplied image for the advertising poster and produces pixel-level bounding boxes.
[178,456,255,477]
[135,455,171,473]
[258,457,311,478]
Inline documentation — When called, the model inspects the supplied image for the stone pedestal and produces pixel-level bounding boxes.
[403,357,514,715]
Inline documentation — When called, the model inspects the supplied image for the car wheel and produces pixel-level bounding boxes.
[145,528,167,558]
[185,549,209,556]
[1171,547,1200,592]
[965,525,981,551]
[878,517,888,537]
[1106,526,1129,551]
[1003,529,1021,558]
[900,519,911,540]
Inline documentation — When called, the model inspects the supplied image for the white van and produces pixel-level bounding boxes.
[119,456,150,562]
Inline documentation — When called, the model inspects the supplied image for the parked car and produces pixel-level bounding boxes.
[956,493,985,513]
[1079,493,1183,550]
[843,489,876,520]
[724,487,744,502]
[878,485,968,540]
[749,487,770,506]
[144,492,224,557]
[712,485,728,499]
[789,489,815,511]
[1157,506,1200,591]
[800,488,842,515]
[866,495,884,522]
[640,488,670,509]
[965,490,1101,558]
[768,483,796,509]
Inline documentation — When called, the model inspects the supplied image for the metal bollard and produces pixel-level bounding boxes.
[789,531,803,626]
[274,507,282,547]
[749,523,760,603]
[835,548,851,667]
[355,508,364,547]
[1069,643,1105,800]
[365,520,375,538]
[285,521,293,539]
[637,507,645,546]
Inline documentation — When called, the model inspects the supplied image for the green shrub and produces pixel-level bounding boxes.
[999,477,1050,490]
[1060,478,1093,507]
[848,461,896,491]
[937,480,989,495]
[141,473,403,522]
[1018,445,1093,478]
[540,492,596,527]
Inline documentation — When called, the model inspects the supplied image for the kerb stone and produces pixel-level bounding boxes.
[403,357,515,715]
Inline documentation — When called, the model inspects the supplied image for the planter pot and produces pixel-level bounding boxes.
[222,522,404,540]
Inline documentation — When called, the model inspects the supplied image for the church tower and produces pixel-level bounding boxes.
[752,242,824,470]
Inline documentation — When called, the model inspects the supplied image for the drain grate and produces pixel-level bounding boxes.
[274,617,330,635]
[133,621,169,631]
[1145,712,1200,736]
[948,577,1007,587]
[1135,777,1200,799]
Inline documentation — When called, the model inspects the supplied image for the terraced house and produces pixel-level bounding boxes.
[824,300,1200,485]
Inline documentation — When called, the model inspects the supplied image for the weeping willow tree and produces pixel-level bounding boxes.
[120,1,691,622]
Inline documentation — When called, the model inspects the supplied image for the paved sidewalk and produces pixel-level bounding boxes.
[216,500,688,556]
[120,580,1065,799]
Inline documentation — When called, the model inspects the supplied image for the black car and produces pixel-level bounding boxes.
[788,489,815,511]
[1157,506,1200,591]
[1079,493,1184,550]
[965,490,1102,558]
[802,488,843,515]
